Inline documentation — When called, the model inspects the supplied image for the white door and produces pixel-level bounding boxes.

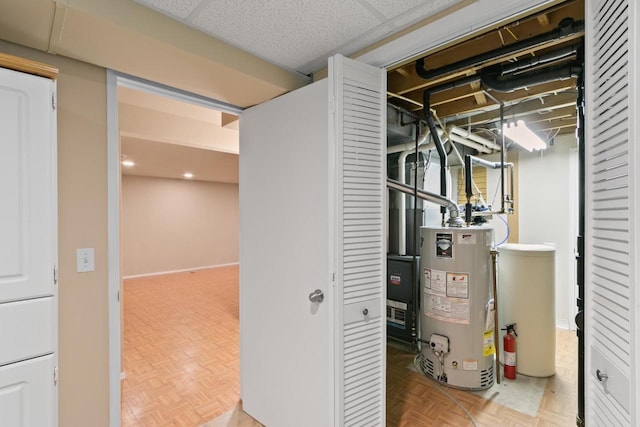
[0,66,57,426]
[240,54,385,427]
[585,0,638,425]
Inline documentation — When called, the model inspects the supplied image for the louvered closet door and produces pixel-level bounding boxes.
[330,55,386,427]
[585,0,638,425]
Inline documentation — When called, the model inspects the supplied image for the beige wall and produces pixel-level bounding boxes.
[0,41,110,426]
[121,175,239,277]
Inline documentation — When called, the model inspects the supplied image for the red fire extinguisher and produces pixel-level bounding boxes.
[503,323,517,380]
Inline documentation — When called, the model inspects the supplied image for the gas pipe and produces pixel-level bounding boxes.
[503,323,517,380]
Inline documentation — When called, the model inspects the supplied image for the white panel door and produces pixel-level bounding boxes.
[240,54,385,427]
[0,67,56,303]
[0,66,57,427]
[240,78,334,427]
[0,354,55,427]
[585,0,637,425]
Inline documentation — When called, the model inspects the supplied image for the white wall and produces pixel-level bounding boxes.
[121,175,239,277]
[517,134,578,330]
[472,133,578,329]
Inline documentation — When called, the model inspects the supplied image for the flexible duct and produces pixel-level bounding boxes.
[415,18,584,80]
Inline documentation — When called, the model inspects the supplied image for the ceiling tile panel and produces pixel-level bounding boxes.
[188,0,381,72]
[361,0,429,20]
[390,0,465,28]
[135,0,203,19]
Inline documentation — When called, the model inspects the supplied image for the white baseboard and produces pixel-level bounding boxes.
[122,262,239,280]
[556,319,575,330]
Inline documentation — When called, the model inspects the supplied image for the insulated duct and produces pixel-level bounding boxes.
[415,18,584,81]
[481,62,582,93]
[448,125,501,151]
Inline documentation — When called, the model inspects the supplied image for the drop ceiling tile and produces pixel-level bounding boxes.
[361,0,428,20]
[135,0,203,20]
[297,24,392,75]
[391,0,464,28]
[189,0,381,72]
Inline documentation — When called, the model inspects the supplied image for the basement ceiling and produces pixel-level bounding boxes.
[132,0,465,75]
[387,0,584,147]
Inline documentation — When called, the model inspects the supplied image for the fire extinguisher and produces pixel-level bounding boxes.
[502,323,517,380]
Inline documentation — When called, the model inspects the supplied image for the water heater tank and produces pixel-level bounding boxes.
[419,226,495,390]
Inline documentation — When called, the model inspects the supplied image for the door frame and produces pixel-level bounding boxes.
[106,71,242,426]
[106,0,565,424]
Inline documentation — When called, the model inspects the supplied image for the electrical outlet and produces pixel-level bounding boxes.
[77,248,95,273]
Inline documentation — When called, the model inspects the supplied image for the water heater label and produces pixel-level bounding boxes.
[424,269,447,296]
[446,272,469,298]
[390,275,401,285]
[458,233,477,245]
[483,330,496,356]
[424,294,470,324]
[435,233,453,258]
[462,360,478,371]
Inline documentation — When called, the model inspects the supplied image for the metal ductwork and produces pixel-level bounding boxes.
[481,62,582,93]
[387,179,463,226]
[415,17,584,81]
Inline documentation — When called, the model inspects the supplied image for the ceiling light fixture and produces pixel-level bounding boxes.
[183,172,194,179]
[502,120,547,152]
[121,160,135,167]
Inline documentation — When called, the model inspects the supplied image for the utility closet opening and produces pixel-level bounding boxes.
[384,1,583,425]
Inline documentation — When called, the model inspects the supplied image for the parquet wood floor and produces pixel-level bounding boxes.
[122,266,577,426]
[386,328,578,426]
[122,266,241,426]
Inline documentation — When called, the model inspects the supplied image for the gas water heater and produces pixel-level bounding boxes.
[419,225,495,390]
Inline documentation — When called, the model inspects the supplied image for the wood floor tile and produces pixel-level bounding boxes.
[122,266,241,426]
[123,266,577,426]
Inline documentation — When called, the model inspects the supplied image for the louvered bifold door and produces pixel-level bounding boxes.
[585,0,639,425]
[330,55,386,427]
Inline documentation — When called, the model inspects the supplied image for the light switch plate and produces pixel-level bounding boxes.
[77,248,95,272]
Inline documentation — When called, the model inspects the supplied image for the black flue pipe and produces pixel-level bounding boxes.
[422,91,448,218]
[464,154,473,225]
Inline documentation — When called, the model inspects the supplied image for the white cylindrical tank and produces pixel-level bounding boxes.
[498,243,556,377]
[420,225,495,390]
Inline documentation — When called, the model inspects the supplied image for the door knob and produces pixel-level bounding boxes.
[596,369,608,383]
[309,289,324,303]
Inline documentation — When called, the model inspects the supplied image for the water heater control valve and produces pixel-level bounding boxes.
[429,334,450,353]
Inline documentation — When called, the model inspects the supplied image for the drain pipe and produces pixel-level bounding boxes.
[416,18,584,80]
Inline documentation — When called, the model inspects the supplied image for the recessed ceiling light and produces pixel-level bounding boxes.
[183,172,194,179]
[122,160,135,167]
